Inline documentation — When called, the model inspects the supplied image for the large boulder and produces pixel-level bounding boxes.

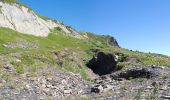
[86,52,117,75]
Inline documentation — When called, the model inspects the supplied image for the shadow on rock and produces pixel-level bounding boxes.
[86,52,117,76]
[111,66,165,79]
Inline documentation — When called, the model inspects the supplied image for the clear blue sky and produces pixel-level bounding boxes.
[18,0,170,56]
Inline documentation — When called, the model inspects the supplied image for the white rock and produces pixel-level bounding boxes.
[25,84,32,90]
[64,89,72,94]
[61,80,67,85]
[98,85,103,92]
[103,85,113,92]
[0,2,83,39]
[16,59,21,63]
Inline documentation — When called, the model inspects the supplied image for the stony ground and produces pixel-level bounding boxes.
[0,65,170,100]
[89,66,170,100]
[0,66,91,100]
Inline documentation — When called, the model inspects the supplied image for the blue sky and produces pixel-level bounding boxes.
[19,0,170,56]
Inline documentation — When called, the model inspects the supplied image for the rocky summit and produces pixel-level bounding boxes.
[0,1,170,100]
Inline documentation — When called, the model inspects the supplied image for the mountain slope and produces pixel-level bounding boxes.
[0,27,170,99]
[0,1,170,100]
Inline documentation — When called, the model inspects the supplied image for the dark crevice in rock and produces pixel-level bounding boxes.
[110,66,163,79]
[86,52,117,76]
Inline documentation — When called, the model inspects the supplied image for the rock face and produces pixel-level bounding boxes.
[0,2,83,38]
[87,52,117,75]
[111,66,165,79]
[106,36,119,47]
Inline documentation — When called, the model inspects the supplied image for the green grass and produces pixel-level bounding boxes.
[80,32,112,48]
[0,27,95,79]
[1,72,12,82]
[1,0,32,11]
[0,27,94,54]
[136,56,170,67]
[1,0,17,4]
[0,27,170,80]
[103,47,170,67]
[63,66,90,80]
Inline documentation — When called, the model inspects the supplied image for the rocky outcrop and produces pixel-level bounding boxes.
[0,2,83,38]
[106,36,119,47]
[3,38,38,49]
[86,52,117,75]
[110,66,166,79]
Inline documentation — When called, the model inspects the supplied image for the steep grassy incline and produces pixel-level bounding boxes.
[0,27,170,81]
[0,27,117,80]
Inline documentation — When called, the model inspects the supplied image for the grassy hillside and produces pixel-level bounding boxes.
[0,27,170,81]
[1,0,32,11]
[1,0,17,3]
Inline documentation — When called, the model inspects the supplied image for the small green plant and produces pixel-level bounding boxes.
[63,66,90,80]
[9,83,17,89]
[10,61,24,74]
[117,62,126,70]
[128,77,133,80]
[51,27,63,33]
[16,66,24,74]
[135,88,144,100]
[21,56,35,65]
[1,73,11,82]
[134,78,144,100]
[0,5,2,13]
[147,85,159,100]
[80,97,88,100]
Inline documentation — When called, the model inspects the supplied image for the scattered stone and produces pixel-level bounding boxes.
[0,63,170,100]
[4,38,39,49]
[3,64,15,72]
[161,95,170,99]
[91,87,100,93]
[64,89,72,94]
[152,82,158,87]
[160,86,167,90]
[146,86,153,90]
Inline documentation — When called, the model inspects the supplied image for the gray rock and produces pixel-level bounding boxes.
[3,64,15,72]
[106,36,119,47]
[4,38,39,49]
[103,85,113,92]
[161,95,170,99]
[111,66,165,79]
[91,87,100,93]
